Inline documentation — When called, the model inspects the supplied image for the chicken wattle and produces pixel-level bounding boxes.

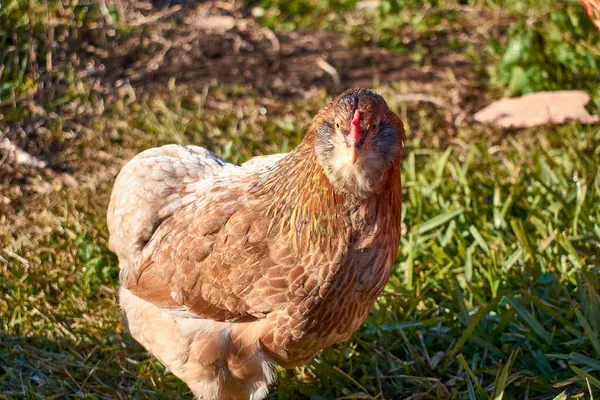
[107,88,406,399]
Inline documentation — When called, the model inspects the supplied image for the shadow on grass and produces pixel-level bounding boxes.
[0,332,191,399]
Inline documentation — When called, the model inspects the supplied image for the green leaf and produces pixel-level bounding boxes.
[574,308,600,358]
[570,353,600,372]
[508,66,529,94]
[457,354,489,400]
[509,297,552,344]
[492,348,519,400]
[571,366,600,389]
[453,302,496,354]
[414,208,464,235]
[469,226,491,255]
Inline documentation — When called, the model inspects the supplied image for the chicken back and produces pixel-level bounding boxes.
[108,88,406,399]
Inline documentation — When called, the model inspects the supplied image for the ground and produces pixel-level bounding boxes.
[0,0,599,399]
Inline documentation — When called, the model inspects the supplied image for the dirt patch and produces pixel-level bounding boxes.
[0,0,487,207]
[101,2,479,97]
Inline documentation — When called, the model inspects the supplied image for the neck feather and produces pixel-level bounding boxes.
[250,133,402,250]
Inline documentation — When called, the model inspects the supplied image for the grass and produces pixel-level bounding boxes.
[1,0,600,399]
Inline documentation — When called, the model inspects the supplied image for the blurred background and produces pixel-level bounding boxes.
[1,0,599,399]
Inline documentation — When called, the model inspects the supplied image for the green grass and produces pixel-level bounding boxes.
[252,0,600,107]
[304,125,600,399]
[1,0,600,399]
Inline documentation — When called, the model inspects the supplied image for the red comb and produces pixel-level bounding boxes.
[349,109,361,142]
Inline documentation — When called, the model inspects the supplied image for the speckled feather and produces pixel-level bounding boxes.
[108,89,405,399]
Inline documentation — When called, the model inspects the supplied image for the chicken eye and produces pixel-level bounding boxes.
[335,122,340,130]
[370,124,378,131]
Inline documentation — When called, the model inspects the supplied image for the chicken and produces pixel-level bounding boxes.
[107,88,406,399]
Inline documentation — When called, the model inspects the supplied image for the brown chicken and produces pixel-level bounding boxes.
[107,88,406,399]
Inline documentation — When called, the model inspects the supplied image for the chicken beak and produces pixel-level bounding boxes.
[348,144,360,164]
[348,109,362,164]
